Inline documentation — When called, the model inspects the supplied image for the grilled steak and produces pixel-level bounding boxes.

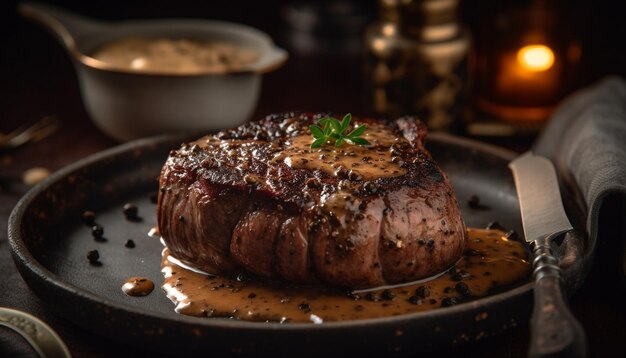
[157,112,465,288]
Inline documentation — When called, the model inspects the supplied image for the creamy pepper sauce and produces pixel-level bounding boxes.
[91,38,258,74]
[272,123,407,180]
[160,228,530,323]
[122,277,155,297]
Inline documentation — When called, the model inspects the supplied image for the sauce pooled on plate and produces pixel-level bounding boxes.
[160,228,530,323]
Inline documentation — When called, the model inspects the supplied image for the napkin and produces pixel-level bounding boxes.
[533,76,626,289]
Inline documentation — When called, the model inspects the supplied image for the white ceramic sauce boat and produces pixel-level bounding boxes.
[19,2,288,141]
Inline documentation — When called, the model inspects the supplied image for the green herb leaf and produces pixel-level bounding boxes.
[309,125,325,139]
[328,118,342,133]
[310,137,325,148]
[329,132,343,140]
[347,124,367,138]
[340,113,352,132]
[349,137,371,146]
[322,122,332,135]
[309,113,370,148]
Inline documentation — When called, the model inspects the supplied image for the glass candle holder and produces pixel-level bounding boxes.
[469,0,580,135]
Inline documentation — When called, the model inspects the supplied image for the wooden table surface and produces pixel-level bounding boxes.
[2,1,626,356]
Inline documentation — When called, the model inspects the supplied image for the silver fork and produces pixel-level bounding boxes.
[0,116,60,151]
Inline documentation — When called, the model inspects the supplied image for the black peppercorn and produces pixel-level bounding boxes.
[298,303,311,312]
[416,286,430,298]
[125,239,136,248]
[408,296,422,305]
[123,203,138,220]
[348,170,362,181]
[468,195,481,208]
[91,225,104,240]
[381,289,396,300]
[455,282,470,295]
[86,250,100,264]
[82,210,96,225]
[441,297,458,307]
[305,178,320,188]
[464,249,479,257]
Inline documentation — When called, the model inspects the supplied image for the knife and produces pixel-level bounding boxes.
[509,152,587,358]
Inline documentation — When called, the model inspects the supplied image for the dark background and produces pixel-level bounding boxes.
[1,0,626,357]
[2,0,626,132]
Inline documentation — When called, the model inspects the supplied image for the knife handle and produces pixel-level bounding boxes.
[529,240,587,358]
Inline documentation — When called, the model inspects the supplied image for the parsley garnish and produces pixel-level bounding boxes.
[309,113,371,149]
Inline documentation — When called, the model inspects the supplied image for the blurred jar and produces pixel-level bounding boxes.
[364,0,470,132]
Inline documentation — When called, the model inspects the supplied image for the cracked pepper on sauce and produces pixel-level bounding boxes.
[272,123,408,181]
[161,228,530,323]
[91,38,258,74]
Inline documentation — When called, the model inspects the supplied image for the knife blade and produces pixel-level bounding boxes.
[509,152,573,244]
[509,152,587,358]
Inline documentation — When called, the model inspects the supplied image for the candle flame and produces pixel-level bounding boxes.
[517,45,555,72]
[382,24,396,37]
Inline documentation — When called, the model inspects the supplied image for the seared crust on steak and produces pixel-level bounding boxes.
[158,112,465,288]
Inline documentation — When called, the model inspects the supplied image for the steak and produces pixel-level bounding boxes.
[157,112,466,289]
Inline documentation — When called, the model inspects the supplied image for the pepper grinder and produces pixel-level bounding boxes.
[364,0,469,132]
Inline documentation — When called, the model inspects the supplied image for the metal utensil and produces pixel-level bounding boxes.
[0,307,71,358]
[0,115,60,152]
[509,152,587,358]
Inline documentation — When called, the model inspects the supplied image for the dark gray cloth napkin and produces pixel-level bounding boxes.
[533,76,626,287]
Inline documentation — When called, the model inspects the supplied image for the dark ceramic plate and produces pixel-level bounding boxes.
[7,133,587,356]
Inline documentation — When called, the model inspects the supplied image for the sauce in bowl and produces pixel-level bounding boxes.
[91,38,259,75]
